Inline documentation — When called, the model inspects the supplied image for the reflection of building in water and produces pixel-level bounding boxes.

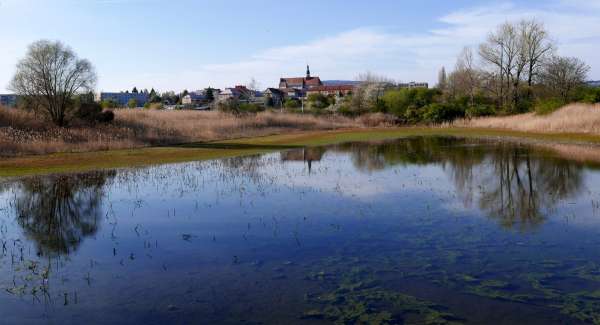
[280,147,325,173]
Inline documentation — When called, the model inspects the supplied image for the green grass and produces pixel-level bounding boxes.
[3,127,600,178]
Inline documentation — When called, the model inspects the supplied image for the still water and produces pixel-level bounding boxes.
[1,137,600,324]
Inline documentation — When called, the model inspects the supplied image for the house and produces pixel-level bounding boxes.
[279,87,304,100]
[100,92,149,107]
[306,85,354,97]
[219,85,253,102]
[182,93,206,106]
[398,82,429,89]
[0,94,17,107]
[264,88,285,107]
[279,66,323,90]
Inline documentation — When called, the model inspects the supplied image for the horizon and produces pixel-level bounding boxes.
[1,0,600,93]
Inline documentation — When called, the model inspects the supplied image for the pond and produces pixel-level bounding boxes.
[1,136,600,324]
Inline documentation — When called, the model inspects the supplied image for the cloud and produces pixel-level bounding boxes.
[2,1,599,92]
[141,1,599,91]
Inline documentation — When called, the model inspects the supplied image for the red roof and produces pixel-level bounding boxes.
[280,77,323,87]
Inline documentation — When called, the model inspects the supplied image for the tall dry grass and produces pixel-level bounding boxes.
[455,103,600,134]
[0,107,389,157]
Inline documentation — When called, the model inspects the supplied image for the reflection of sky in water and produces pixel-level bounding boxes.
[1,137,600,324]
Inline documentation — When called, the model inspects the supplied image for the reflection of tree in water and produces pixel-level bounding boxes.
[331,137,583,231]
[475,146,583,231]
[280,147,326,173]
[14,171,114,256]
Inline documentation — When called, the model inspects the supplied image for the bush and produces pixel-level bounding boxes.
[574,86,600,104]
[535,98,565,115]
[284,98,301,109]
[98,110,115,123]
[422,103,465,124]
[101,99,118,109]
[127,98,138,108]
[239,103,265,113]
[404,106,424,124]
[307,93,332,110]
[144,103,164,110]
[466,105,495,118]
[382,88,441,118]
[75,102,114,124]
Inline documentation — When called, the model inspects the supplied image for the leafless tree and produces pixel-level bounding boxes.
[9,40,97,126]
[520,20,554,87]
[451,47,480,107]
[478,20,554,110]
[479,22,522,109]
[541,56,590,101]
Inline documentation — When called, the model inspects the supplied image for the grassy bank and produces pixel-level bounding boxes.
[0,108,396,157]
[5,127,600,178]
[455,103,600,133]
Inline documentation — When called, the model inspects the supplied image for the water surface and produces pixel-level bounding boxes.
[1,137,600,324]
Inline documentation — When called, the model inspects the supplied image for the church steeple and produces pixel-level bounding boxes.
[306,65,311,78]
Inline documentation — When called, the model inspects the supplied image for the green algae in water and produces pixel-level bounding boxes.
[303,265,464,325]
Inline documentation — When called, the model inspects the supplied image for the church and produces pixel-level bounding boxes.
[279,66,323,90]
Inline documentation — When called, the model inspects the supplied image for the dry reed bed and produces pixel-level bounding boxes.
[0,108,393,157]
[455,104,600,134]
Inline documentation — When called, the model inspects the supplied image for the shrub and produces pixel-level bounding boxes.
[145,103,164,110]
[574,86,600,104]
[239,103,264,113]
[307,93,332,110]
[284,98,301,109]
[75,102,114,124]
[98,110,115,123]
[101,99,118,109]
[422,103,465,124]
[466,105,495,118]
[127,98,138,108]
[535,98,565,115]
[404,106,424,124]
[382,88,441,118]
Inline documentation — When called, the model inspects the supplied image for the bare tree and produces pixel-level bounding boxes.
[520,20,554,87]
[479,23,513,108]
[479,20,553,110]
[541,56,590,101]
[9,40,97,126]
[452,47,480,107]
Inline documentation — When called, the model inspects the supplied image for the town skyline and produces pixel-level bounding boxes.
[1,0,600,93]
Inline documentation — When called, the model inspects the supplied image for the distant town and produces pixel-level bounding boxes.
[1,66,429,110]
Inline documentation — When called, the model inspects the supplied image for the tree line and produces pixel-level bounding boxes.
[335,19,598,122]
[6,20,598,127]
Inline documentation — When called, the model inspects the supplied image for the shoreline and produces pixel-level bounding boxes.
[3,127,600,178]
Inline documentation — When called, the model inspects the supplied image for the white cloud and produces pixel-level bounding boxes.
[2,1,600,92]
[134,1,600,91]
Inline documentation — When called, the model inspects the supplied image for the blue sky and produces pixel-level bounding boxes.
[1,0,599,93]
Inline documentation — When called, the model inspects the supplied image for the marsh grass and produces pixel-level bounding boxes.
[0,108,378,157]
[454,103,600,134]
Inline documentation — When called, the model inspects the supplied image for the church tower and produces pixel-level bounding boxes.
[306,65,311,78]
